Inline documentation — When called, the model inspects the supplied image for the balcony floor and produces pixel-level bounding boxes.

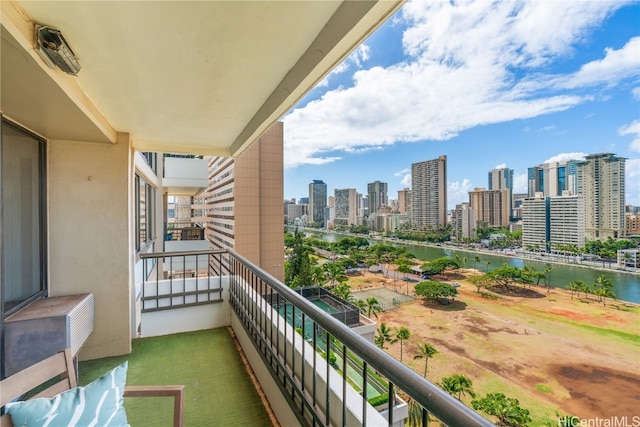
[78,328,274,426]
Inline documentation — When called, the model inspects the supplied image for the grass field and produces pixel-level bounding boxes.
[350,267,640,426]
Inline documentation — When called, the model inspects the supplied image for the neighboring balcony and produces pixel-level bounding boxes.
[131,249,493,427]
[163,155,208,197]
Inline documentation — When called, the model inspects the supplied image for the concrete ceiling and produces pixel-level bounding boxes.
[1,1,403,157]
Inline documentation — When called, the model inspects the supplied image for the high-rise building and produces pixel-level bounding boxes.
[308,180,327,227]
[451,203,476,240]
[367,181,388,216]
[488,167,513,219]
[522,194,586,252]
[397,188,412,216]
[205,122,284,269]
[411,156,447,229]
[334,188,358,226]
[577,153,626,239]
[468,187,511,228]
[528,160,579,197]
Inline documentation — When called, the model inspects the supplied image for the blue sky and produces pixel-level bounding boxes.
[283,0,640,209]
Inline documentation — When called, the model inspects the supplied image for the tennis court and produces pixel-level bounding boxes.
[351,286,415,311]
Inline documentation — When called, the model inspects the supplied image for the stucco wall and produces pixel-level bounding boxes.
[48,136,132,360]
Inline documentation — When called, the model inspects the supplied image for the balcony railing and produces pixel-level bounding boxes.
[139,249,493,427]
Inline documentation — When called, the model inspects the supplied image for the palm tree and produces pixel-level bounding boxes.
[593,275,614,306]
[395,326,411,362]
[568,280,584,300]
[324,262,347,288]
[485,260,491,272]
[413,343,438,377]
[332,282,352,301]
[374,322,395,350]
[365,297,382,319]
[405,397,426,427]
[543,266,554,292]
[473,255,481,272]
[441,374,475,401]
[310,265,326,286]
[353,299,367,314]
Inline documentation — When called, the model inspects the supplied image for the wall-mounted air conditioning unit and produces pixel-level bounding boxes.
[3,293,94,376]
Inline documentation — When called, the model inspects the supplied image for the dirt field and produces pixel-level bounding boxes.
[349,268,640,425]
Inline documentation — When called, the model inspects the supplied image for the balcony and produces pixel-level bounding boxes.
[128,249,493,426]
[163,156,209,197]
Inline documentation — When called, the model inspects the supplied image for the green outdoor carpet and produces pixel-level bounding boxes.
[78,328,273,426]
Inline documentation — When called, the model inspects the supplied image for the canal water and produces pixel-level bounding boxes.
[307,230,640,304]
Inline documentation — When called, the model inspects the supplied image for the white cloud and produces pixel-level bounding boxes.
[618,120,640,153]
[494,163,507,169]
[513,172,528,194]
[543,152,587,164]
[395,168,410,176]
[448,178,473,209]
[313,44,372,89]
[633,87,640,100]
[400,173,412,187]
[284,0,633,168]
[547,37,640,90]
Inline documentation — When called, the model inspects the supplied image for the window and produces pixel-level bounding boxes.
[135,174,155,251]
[1,118,47,316]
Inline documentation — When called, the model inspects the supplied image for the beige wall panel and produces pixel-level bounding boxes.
[48,139,131,360]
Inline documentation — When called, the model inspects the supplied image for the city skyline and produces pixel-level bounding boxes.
[282,0,639,209]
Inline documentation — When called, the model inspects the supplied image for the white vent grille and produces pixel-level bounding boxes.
[4,294,94,376]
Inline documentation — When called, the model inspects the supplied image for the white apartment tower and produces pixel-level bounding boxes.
[577,153,626,239]
[411,156,447,229]
[522,195,548,251]
[452,203,477,240]
[522,193,586,252]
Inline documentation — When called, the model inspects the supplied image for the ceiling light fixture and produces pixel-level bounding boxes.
[35,25,81,75]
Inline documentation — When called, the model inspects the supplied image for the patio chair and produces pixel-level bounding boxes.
[0,348,184,427]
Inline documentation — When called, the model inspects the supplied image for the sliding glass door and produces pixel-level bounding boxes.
[0,118,47,317]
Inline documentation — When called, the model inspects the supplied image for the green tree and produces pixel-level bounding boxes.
[440,374,475,401]
[473,255,481,271]
[420,257,460,277]
[468,274,493,294]
[284,229,315,288]
[413,343,438,377]
[310,265,326,286]
[567,280,584,300]
[471,393,532,426]
[405,397,425,427]
[374,322,394,350]
[365,297,382,319]
[324,261,347,288]
[332,282,352,301]
[593,275,614,306]
[414,280,458,304]
[395,326,411,363]
[488,265,522,294]
[353,299,367,314]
